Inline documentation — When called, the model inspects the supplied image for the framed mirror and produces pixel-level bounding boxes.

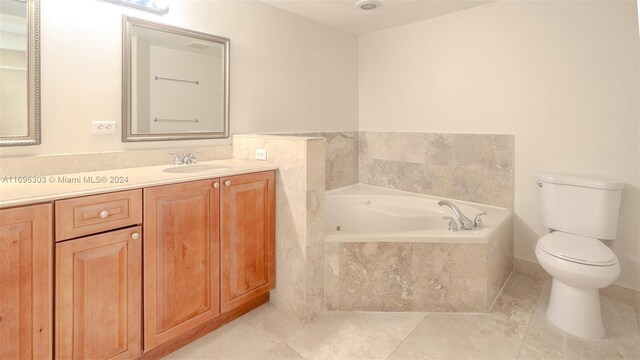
[122,16,230,142]
[0,0,40,146]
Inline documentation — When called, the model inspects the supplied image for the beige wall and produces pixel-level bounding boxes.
[0,0,358,157]
[359,1,640,289]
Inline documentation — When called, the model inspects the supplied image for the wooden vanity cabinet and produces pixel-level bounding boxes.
[0,169,276,358]
[0,204,53,360]
[142,171,275,353]
[55,227,142,360]
[220,171,275,312]
[54,190,143,360]
[143,179,220,352]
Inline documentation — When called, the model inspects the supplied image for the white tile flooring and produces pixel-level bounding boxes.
[165,273,640,360]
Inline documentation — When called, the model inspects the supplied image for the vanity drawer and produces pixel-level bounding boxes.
[55,189,142,241]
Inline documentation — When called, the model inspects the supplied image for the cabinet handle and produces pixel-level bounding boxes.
[99,210,109,219]
[225,180,231,186]
[213,182,219,189]
[131,232,140,240]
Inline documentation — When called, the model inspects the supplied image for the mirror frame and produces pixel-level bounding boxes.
[0,0,41,147]
[121,16,230,142]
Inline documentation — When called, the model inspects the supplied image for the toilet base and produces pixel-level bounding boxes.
[546,278,605,338]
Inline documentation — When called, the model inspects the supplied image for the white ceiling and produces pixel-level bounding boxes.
[260,0,491,35]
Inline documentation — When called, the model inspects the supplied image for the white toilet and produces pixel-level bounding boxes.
[535,173,624,339]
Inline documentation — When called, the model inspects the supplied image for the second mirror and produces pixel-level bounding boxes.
[122,17,230,142]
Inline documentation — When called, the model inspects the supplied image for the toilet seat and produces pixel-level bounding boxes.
[538,232,617,266]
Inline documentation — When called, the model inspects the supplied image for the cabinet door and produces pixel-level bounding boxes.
[220,171,275,312]
[143,180,220,351]
[55,227,142,360]
[0,204,52,360]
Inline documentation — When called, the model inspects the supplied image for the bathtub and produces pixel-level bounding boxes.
[325,184,511,243]
[324,184,514,313]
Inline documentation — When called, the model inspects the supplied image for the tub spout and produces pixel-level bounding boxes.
[438,200,474,230]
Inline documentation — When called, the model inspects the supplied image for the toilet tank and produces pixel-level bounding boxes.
[538,173,624,239]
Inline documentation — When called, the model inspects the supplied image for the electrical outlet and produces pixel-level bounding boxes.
[92,121,117,134]
[255,148,267,160]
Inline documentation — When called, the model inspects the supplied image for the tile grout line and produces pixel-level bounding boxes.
[382,313,433,360]
[514,278,549,359]
[352,311,428,343]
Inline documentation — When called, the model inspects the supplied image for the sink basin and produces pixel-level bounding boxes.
[163,164,232,173]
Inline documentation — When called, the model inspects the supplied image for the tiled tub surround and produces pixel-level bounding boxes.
[233,135,326,323]
[279,131,513,208]
[274,132,359,190]
[359,132,514,209]
[324,185,513,312]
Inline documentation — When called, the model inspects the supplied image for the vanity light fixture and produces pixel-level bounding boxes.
[101,0,169,15]
[356,0,380,11]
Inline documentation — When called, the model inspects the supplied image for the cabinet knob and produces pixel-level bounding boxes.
[131,232,140,240]
[99,210,109,219]
[225,180,231,186]
[213,182,219,189]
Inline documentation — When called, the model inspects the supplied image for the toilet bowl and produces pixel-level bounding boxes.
[535,232,620,338]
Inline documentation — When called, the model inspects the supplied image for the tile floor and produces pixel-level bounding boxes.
[165,272,640,360]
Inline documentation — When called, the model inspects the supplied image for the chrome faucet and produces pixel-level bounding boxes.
[438,200,474,230]
[168,152,198,165]
[443,216,459,232]
[183,153,197,165]
[168,153,183,165]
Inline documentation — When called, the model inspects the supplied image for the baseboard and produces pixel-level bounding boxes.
[513,258,550,280]
[513,258,639,307]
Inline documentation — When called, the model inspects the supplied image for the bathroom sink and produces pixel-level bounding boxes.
[163,164,231,173]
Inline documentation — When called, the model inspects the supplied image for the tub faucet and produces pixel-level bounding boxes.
[438,200,474,230]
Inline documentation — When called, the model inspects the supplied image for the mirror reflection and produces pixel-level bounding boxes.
[0,0,38,146]
[123,17,229,142]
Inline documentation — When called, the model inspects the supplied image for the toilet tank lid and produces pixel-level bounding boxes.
[538,173,624,190]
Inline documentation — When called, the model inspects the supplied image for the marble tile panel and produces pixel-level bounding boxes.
[328,241,493,312]
[467,293,537,340]
[513,258,550,280]
[163,314,281,359]
[600,296,640,338]
[637,292,640,333]
[519,306,640,360]
[354,311,427,340]
[338,242,414,311]
[273,132,359,190]
[388,314,523,360]
[285,312,401,360]
[487,216,515,307]
[502,272,546,302]
[359,132,514,209]
[263,342,305,360]
[321,132,359,190]
[324,242,340,311]
[601,283,639,306]
[411,243,488,312]
[304,139,326,320]
[242,303,305,340]
[168,273,639,359]
[233,135,325,323]
[463,273,544,340]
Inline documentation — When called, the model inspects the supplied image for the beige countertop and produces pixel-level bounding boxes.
[0,159,277,208]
